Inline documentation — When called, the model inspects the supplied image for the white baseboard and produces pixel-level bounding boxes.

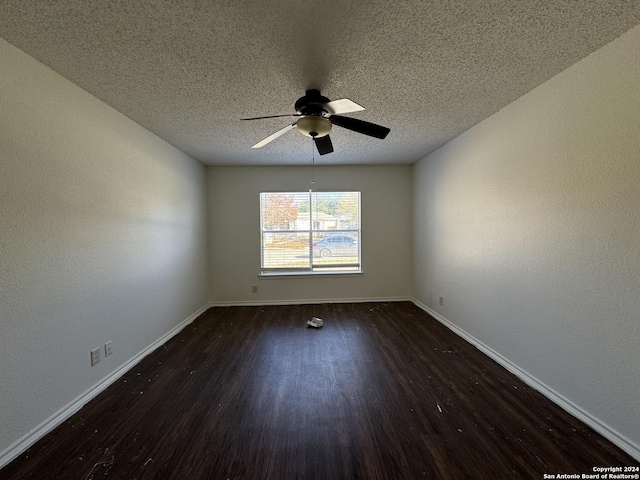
[411,298,640,462]
[209,296,411,307]
[0,303,211,470]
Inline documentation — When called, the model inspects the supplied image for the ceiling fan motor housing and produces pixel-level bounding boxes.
[295,89,331,116]
[295,89,333,137]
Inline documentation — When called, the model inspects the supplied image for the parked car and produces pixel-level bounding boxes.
[312,234,358,258]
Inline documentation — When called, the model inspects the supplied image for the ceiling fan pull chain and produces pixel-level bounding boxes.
[311,138,315,185]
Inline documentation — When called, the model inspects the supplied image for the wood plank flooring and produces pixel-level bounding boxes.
[2,302,637,479]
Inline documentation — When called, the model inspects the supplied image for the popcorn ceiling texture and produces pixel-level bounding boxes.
[1,0,639,165]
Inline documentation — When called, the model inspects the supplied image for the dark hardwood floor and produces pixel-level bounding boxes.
[2,302,636,479]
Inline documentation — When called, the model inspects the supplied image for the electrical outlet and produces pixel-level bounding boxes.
[105,341,113,357]
[439,296,444,306]
[90,348,100,366]
[251,285,258,294]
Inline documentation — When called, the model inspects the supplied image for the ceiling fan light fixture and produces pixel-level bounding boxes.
[296,116,332,138]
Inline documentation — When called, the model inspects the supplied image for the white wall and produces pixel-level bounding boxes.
[0,39,209,462]
[208,165,412,304]
[413,26,640,456]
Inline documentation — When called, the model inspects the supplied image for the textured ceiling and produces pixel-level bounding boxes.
[1,1,640,166]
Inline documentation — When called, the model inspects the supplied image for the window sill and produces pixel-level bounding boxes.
[259,270,363,279]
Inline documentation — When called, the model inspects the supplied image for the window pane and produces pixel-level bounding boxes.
[311,191,359,230]
[312,231,359,269]
[262,231,310,269]
[260,192,310,231]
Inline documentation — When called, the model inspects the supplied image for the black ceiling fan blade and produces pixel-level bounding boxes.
[241,114,301,121]
[329,115,390,139]
[314,135,334,155]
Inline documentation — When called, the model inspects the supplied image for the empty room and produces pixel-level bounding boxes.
[1,1,639,479]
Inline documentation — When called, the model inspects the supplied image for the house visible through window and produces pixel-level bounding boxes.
[260,191,361,274]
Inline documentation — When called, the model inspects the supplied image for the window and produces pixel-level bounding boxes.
[260,191,361,274]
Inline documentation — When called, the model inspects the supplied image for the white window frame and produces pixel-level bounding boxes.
[260,190,361,276]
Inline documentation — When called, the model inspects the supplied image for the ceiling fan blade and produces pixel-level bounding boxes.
[252,123,296,148]
[329,115,390,139]
[314,135,334,155]
[242,114,301,120]
[322,99,365,115]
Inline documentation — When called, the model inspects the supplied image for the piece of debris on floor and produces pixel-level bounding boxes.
[307,317,324,328]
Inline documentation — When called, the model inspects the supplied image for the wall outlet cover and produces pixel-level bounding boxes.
[90,348,100,366]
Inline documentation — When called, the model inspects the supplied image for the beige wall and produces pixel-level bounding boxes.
[0,39,209,461]
[413,26,640,455]
[207,165,412,304]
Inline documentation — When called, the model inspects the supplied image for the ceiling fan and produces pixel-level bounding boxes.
[241,89,390,155]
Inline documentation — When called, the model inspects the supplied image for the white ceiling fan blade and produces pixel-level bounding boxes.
[252,123,296,148]
[323,99,365,115]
